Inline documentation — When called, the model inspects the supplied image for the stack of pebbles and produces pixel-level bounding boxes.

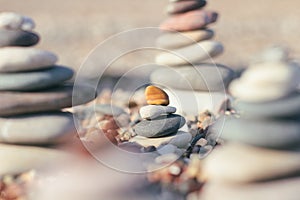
[151,0,235,116]
[200,47,300,199]
[130,85,192,156]
[0,12,95,177]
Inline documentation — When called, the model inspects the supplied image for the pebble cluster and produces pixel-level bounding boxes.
[151,0,235,116]
[0,12,95,181]
[200,47,300,199]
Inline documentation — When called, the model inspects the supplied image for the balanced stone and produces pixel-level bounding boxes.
[0,47,58,72]
[212,116,300,150]
[151,64,235,92]
[0,66,74,91]
[0,112,76,145]
[133,114,186,138]
[202,178,300,200]
[0,29,39,47]
[140,105,176,119]
[160,9,218,31]
[156,29,214,49]
[202,144,300,183]
[166,0,207,14]
[0,12,35,31]
[145,85,170,106]
[130,131,192,148]
[0,144,73,176]
[0,84,96,117]
[234,92,300,118]
[155,41,224,66]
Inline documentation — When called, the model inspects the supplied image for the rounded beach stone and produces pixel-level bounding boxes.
[151,64,235,92]
[0,12,35,31]
[0,112,76,145]
[166,0,207,14]
[155,41,224,66]
[157,144,177,155]
[202,178,300,200]
[145,85,170,106]
[234,92,300,118]
[160,9,218,32]
[156,29,214,49]
[0,84,96,117]
[133,114,186,138]
[139,105,176,119]
[202,144,300,183]
[130,131,192,148]
[0,144,73,176]
[0,66,74,91]
[0,29,39,47]
[0,47,58,72]
[212,116,300,150]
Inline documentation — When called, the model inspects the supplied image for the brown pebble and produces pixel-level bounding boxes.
[145,85,169,106]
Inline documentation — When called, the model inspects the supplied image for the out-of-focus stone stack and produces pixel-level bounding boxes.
[0,12,95,177]
[200,47,300,200]
[151,0,235,116]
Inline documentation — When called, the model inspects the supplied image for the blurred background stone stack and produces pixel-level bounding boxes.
[200,47,300,200]
[151,0,235,116]
[0,12,95,181]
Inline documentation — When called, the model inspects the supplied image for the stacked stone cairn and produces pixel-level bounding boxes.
[151,0,235,115]
[131,85,192,156]
[200,47,300,199]
[0,12,95,177]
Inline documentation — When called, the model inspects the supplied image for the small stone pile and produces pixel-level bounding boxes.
[0,12,95,177]
[130,85,192,156]
[200,47,300,199]
[151,0,235,115]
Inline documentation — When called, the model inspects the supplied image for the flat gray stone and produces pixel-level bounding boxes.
[234,92,300,119]
[155,41,223,66]
[203,143,300,183]
[0,47,58,72]
[150,64,235,92]
[0,29,39,47]
[156,29,214,49]
[0,84,96,116]
[0,144,73,176]
[0,112,76,145]
[0,66,74,91]
[166,0,207,15]
[139,105,176,119]
[133,114,186,138]
[213,116,300,150]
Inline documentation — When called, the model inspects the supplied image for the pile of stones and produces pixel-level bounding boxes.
[130,85,192,156]
[0,12,95,177]
[200,47,300,199]
[151,0,235,116]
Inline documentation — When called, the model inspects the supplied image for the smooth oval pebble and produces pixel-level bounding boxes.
[157,144,177,155]
[202,144,300,183]
[160,9,218,31]
[133,114,186,138]
[151,64,235,92]
[213,116,300,150]
[0,144,73,176]
[130,131,192,148]
[155,41,224,66]
[0,66,74,91]
[139,105,176,119]
[145,85,170,106]
[0,84,96,117]
[0,47,58,72]
[156,29,214,49]
[0,112,76,145]
[0,12,35,31]
[234,92,300,118]
[202,178,300,200]
[0,29,39,47]
[166,0,207,14]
